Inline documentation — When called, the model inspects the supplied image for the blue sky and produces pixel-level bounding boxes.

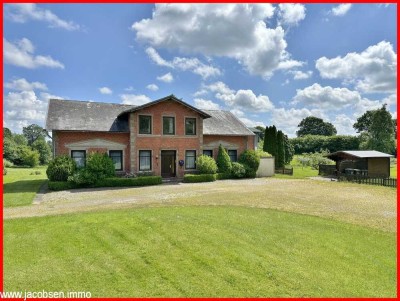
[3,4,397,137]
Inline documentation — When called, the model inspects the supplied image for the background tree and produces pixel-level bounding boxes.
[23,124,49,145]
[3,128,12,139]
[353,110,375,133]
[276,131,285,168]
[354,105,395,154]
[32,137,52,164]
[296,116,337,137]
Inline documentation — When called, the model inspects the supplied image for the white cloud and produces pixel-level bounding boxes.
[237,117,265,128]
[133,4,302,78]
[145,47,173,68]
[124,86,135,91]
[157,72,174,83]
[230,108,245,117]
[289,70,312,80]
[333,114,356,135]
[146,84,159,91]
[146,47,221,79]
[4,37,64,69]
[316,41,397,93]
[4,78,48,91]
[3,90,63,133]
[5,4,80,31]
[271,107,327,137]
[194,98,221,110]
[292,83,362,110]
[331,4,352,16]
[278,4,306,26]
[99,87,112,95]
[120,94,151,105]
[204,81,274,112]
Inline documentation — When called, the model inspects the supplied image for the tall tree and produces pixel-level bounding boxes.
[353,110,375,133]
[354,105,396,154]
[364,105,395,153]
[283,134,294,164]
[22,124,48,145]
[296,116,337,137]
[276,130,285,168]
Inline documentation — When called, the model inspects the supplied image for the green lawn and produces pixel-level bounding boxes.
[4,206,395,297]
[3,166,47,207]
[390,164,397,177]
[274,165,318,179]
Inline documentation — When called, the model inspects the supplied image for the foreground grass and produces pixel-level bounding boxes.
[4,206,396,297]
[3,166,47,207]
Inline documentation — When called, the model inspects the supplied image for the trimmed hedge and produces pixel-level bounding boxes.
[48,176,162,191]
[290,135,360,154]
[94,176,162,187]
[183,174,216,183]
[216,173,232,180]
[48,181,76,191]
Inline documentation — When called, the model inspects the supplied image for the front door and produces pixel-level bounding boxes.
[161,150,176,178]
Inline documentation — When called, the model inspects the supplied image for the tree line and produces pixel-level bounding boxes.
[3,124,52,167]
[255,104,396,168]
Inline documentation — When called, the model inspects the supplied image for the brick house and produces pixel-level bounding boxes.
[46,95,255,178]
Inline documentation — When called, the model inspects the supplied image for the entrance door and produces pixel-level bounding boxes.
[161,150,176,178]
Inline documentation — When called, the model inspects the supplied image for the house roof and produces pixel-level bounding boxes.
[46,98,254,136]
[46,99,135,132]
[118,94,211,118]
[202,110,255,136]
[326,150,393,160]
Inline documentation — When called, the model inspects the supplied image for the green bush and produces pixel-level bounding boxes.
[196,155,218,174]
[48,181,76,191]
[3,167,7,175]
[68,152,116,186]
[46,155,77,181]
[216,144,232,173]
[3,159,14,168]
[299,150,335,170]
[48,176,162,191]
[20,147,40,167]
[231,162,246,178]
[239,150,260,171]
[239,150,260,178]
[67,168,97,186]
[256,149,272,158]
[86,152,115,179]
[183,174,216,183]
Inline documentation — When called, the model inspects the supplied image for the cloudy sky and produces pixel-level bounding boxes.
[3,4,397,136]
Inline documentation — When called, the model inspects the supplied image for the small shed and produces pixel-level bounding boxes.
[326,150,393,178]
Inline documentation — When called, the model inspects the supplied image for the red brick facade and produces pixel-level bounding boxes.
[53,100,255,178]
